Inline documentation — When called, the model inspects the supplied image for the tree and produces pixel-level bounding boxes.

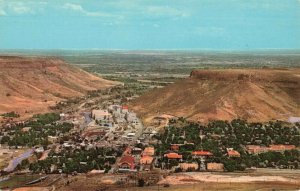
[138,179,145,187]
[224,160,237,172]
[0,136,10,144]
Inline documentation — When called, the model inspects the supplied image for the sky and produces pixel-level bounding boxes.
[0,0,299,50]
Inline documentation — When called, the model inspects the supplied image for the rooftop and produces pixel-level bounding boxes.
[140,156,154,164]
[142,147,155,156]
[164,152,182,159]
[119,155,135,166]
[192,150,213,156]
[227,150,241,157]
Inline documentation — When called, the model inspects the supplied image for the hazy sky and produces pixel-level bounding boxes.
[0,0,299,50]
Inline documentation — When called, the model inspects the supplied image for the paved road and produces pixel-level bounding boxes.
[4,149,34,172]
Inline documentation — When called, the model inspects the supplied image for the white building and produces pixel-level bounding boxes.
[92,109,112,121]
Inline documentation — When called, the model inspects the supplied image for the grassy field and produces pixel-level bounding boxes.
[0,174,42,190]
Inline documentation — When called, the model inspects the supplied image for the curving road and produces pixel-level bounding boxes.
[4,149,34,172]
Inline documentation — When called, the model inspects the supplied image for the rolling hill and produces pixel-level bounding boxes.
[130,68,300,123]
[0,56,117,116]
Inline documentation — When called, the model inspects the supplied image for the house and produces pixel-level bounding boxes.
[140,156,154,171]
[179,163,198,171]
[207,163,224,172]
[192,150,213,158]
[121,105,129,113]
[164,152,182,160]
[227,148,241,158]
[118,155,135,172]
[140,156,154,165]
[142,147,155,156]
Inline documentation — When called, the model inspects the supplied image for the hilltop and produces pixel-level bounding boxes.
[0,56,117,117]
[130,68,300,123]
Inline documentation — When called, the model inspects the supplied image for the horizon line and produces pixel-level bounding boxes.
[1,48,300,52]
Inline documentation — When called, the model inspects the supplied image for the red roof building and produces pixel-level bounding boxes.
[118,155,135,170]
[227,150,241,157]
[140,156,154,165]
[122,105,129,110]
[164,152,183,159]
[192,150,213,156]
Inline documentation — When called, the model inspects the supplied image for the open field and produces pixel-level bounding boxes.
[0,174,42,189]
[158,171,300,185]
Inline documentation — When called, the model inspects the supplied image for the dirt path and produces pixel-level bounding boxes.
[158,171,300,186]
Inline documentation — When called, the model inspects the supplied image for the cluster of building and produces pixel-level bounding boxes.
[116,141,244,173]
[164,148,240,172]
[91,105,140,129]
[84,105,142,143]
[118,146,155,172]
[91,109,113,128]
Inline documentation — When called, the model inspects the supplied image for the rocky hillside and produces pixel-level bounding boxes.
[0,56,117,115]
[130,68,300,123]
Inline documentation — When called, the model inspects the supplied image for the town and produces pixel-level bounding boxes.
[0,84,299,190]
